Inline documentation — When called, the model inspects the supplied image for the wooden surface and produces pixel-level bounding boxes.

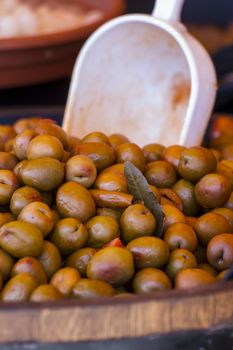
[0,281,233,344]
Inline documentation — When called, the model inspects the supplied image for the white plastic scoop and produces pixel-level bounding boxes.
[63,0,217,147]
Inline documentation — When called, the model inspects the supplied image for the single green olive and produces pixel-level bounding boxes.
[1,273,38,302]
[87,247,134,287]
[49,217,88,255]
[71,278,116,298]
[0,221,43,258]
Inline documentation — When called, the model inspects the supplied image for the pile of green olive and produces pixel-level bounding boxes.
[0,117,232,302]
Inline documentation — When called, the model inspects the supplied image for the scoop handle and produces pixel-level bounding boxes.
[152,0,184,22]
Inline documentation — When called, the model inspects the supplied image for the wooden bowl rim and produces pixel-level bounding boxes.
[1,279,233,343]
[0,0,125,50]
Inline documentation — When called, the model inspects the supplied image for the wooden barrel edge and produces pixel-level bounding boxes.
[0,281,233,343]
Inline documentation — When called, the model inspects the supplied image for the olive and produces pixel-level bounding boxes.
[94,162,127,192]
[120,204,156,243]
[20,157,65,191]
[86,216,119,248]
[216,160,233,189]
[116,142,145,172]
[4,141,15,154]
[132,268,172,294]
[75,142,115,171]
[0,221,43,258]
[224,192,233,210]
[175,268,216,289]
[195,173,232,209]
[10,186,43,217]
[101,163,125,175]
[0,152,18,171]
[13,129,36,160]
[178,146,216,182]
[30,284,63,302]
[14,117,40,134]
[71,278,116,298]
[96,207,124,222]
[173,179,200,216]
[194,212,231,246]
[66,135,80,153]
[142,143,165,163]
[49,218,88,255]
[4,140,14,153]
[4,139,15,153]
[27,135,64,160]
[211,207,233,233]
[11,257,47,284]
[162,204,186,232]
[82,131,110,145]
[109,134,130,149]
[56,181,96,222]
[0,170,19,206]
[210,148,221,163]
[0,213,14,228]
[127,236,169,269]
[87,247,134,287]
[4,141,13,153]
[34,120,67,148]
[4,140,15,153]
[38,241,62,280]
[198,263,218,276]
[165,249,197,280]
[50,267,81,297]
[65,247,96,277]
[1,273,38,302]
[13,159,29,184]
[0,125,16,144]
[162,145,186,170]
[65,155,97,188]
[94,169,127,193]
[90,189,132,209]
[18,202,55,237]
[207,233,233,271]
[145,160,177,188]
[164,223,198,252]
[159,188,183,211]
[0,247,14,281]
[186,216,198,228]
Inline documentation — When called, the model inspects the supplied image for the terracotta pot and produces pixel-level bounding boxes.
[0,0,125,88]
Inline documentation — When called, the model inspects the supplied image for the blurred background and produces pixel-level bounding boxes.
[0,0,233,113]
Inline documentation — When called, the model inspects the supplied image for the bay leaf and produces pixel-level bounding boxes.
[124,161,164,237]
